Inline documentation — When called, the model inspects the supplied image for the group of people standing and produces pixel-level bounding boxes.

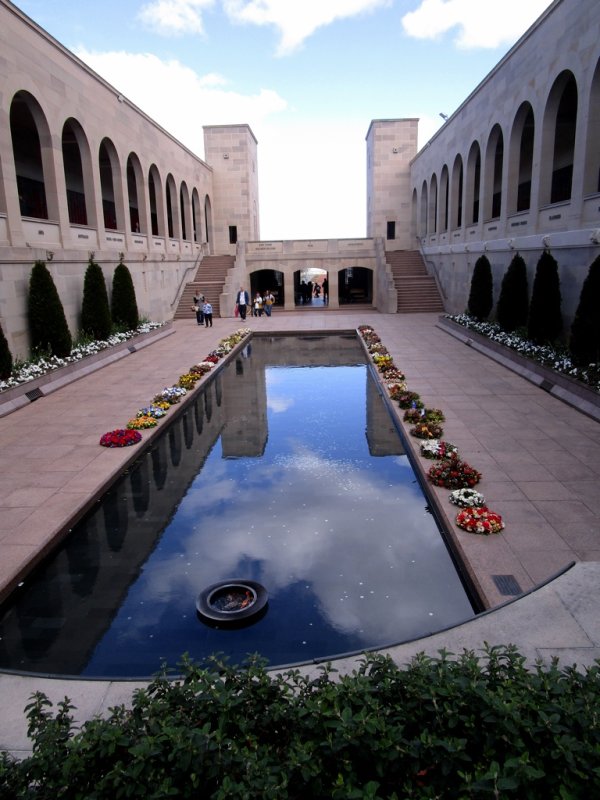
[235,288,275,320]
[192,293,213,327]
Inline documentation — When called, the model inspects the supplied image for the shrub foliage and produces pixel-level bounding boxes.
[81,258,112,341]
[111,261,139,331]
[1,647,599,798]
[527,250,562,344]
[467,255,493,321]
[496,253,528,332]
[569,254,600,367]
[0,321,13,380]
[27,260,72,358]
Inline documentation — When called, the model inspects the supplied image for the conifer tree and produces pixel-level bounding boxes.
[81,258,112,341]
[0,320,13,380]
[496,253,529,332]
[467,255,493,321]
[111,261,139,331]
[569,254,600,366]
[527,250,562,344]
[28,260,72,357]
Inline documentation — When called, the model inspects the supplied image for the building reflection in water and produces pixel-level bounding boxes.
[0,334,474,677]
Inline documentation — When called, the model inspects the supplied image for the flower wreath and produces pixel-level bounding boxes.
[127,415,158,430]
[178,373,199,390]
[410,421,444,440]
[99,429,142,448]
[449,487,485,507]
[136,405,166,419]
[427,455,481,488]
[396,391,424,410]
[388,382,408,397]
[420,440,459,460]
[455,506,504,535]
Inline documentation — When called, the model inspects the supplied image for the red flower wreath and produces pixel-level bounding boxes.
[99,429,142,448]
[427,455,481,488]
[455,506,504,535]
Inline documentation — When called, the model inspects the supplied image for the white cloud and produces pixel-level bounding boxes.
[138,0,215,36]
[140,0,391,53]
[74,48,287,157]
[401,0,552,49]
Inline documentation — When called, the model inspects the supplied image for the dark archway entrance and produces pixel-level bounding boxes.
[338,267,373,304]
[250,269,284,306]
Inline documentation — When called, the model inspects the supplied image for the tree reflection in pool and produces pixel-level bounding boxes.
[0,334,475,678]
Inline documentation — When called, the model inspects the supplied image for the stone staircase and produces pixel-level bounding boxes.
[386,250,445,313]
[174,255,235,319]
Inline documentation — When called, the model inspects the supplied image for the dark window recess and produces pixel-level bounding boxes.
[229,225,238,244]
[551,164,573,204]
[386,221,395,240]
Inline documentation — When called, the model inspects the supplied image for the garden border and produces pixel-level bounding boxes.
[0,323,174,418]
[437,316,600,423]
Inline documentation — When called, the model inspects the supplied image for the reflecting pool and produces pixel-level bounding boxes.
[0,334,475,677]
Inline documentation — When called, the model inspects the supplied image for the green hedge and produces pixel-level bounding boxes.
[111,261,139,331]
[467,256,493,322]
[1,646,599,798]
[81,259,112,341]
[0,321,12,380]
[27,260,72,358]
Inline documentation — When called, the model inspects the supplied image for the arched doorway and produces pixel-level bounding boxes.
[250,269,284,306]
[338,267,372,305]
[293,268,328,306]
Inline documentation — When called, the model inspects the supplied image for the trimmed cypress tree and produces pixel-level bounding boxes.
[467,255,493,321]
[28,260,72,358]
[496,253,529,332]
[527,250,563,344]
[81,258,112,341]
[569,254,600,366]
[111,261,139,331]
[0,321,13,380]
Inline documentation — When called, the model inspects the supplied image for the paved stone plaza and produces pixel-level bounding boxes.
[1,309,599,757]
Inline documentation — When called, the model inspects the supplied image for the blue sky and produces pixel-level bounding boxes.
[17,0,554,240]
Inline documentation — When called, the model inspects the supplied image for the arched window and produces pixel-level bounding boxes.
[166,174,178,239]
[429,175,438,234]
[204,194,212,246]
[99,138,121,230]
[539,71,578,206]
[507,103,535,213]
[192,188,201,242]
[450,154,463,230]
[439,166,449,232]
[583,58,600,195]
[126,153,144,233]
[420,180,428,237]
[148,164,164,237]
[62,118,89,225]
[10,91,49,219]
[551,76,577,203]
[180,181,190,241]
[465,141,481,225]
[483,124,504,220]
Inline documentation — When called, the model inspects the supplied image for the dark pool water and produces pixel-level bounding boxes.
[0,334,475,677]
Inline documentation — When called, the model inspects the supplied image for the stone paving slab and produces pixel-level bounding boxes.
[0,310,599,756]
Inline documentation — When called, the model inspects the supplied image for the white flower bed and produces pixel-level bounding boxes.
[447,314,600,393]
[0,322,165,393]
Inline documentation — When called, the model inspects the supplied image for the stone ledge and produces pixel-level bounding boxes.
[0,323,174,418]
[437,316,600,422]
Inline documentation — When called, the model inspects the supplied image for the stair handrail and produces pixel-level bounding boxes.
[417,237,447,301]
[170,249,205,310]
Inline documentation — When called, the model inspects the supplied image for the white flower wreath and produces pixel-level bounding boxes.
[449,487,486,508]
